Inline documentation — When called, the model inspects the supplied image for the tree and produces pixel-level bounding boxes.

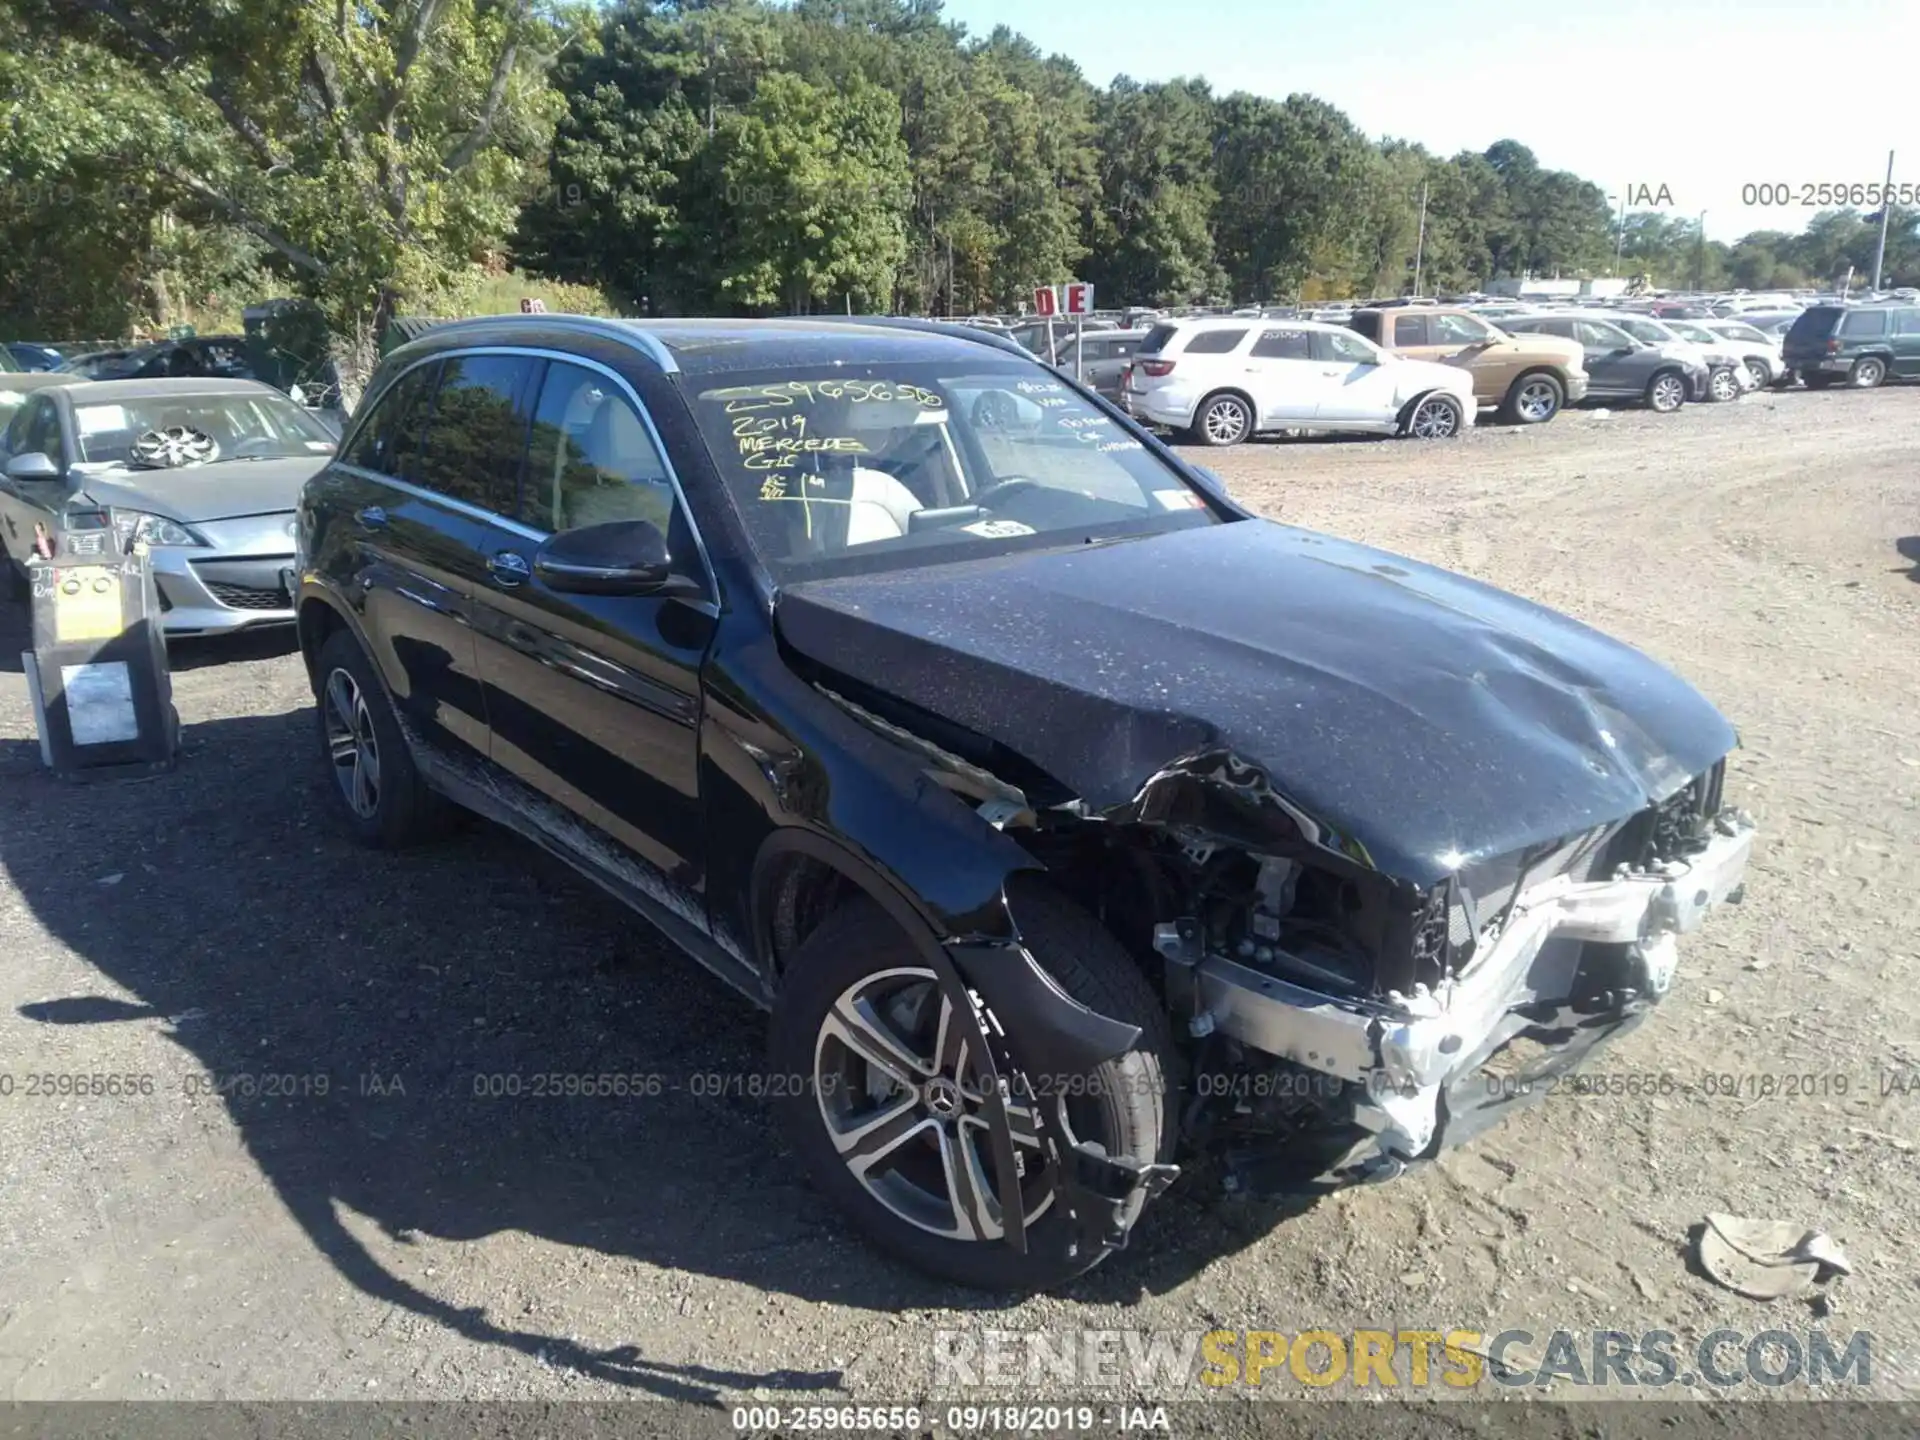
[1211,93,1374,300]
[11,0,579,394]
[711,71,910,311]
[1083,78,1221,304]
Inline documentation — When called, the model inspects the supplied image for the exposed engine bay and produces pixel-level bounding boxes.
[817,678,1754,1202]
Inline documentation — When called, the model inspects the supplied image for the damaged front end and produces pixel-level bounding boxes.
[1142,758,1756,1195]
[814,673,1755,1254]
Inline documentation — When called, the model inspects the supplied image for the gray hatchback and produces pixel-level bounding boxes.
[1499,313,1710,412]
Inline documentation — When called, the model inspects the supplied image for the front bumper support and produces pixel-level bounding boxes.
[1167,811,1756,1165]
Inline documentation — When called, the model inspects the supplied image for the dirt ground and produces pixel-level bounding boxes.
[2,385,1918,1412]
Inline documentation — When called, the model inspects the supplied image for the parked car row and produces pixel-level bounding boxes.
[1108,297,1917,446]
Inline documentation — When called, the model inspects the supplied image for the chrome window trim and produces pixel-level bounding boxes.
[336,345,718,601]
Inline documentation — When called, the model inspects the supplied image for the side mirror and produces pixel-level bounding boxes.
[532,519,698,598]
[4,451,60,483]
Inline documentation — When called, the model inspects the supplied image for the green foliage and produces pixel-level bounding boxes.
[4,0,581,387]
[7,0,1916,348]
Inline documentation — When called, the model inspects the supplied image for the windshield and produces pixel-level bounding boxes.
[72,391,336,469]
[690,362,1219,579]
[1668,322,1716,343]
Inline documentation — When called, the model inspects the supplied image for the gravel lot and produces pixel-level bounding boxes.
[3,385,1918,1410]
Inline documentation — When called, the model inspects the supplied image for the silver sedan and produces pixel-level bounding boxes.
[0,378,337,635]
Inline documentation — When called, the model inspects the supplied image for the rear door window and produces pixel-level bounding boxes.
[1393,314,1430,346]
[342,359,439,479]
[1179,328,1249,355]
[1250,328,1313,360]
[1894,308,1920,335]
[411,354,539,517]
[1840,309,1889,337]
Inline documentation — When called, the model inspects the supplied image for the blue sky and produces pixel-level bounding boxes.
[937,0,1920,242]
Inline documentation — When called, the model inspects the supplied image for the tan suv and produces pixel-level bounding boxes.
[1348,307,1588,424]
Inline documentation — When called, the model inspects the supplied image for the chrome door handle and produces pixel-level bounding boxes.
[487,550,531,587]
[355,506,387,530]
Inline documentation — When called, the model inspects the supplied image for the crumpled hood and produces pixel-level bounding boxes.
[776,519,1737,886]
[70,456,324,525]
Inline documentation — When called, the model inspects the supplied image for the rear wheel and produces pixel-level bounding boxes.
[1191,392,1253,447]
[1743,358,1772,390]
[1645,369,1687,413]
[1848,356,1887,389]
[1707,366,1741,403]
[1500,371,1563,425]
[312,628,451,848]
[1404,391,1464,439]
[770,883,1175,1291]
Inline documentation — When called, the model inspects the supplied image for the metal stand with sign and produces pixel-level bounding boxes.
[23,522,179,778]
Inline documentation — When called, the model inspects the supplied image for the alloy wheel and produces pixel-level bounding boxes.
[1709,368,1739,402]
[1744,359,1770,389]
[1409,396,1460,438]
[323,667,382,820]
[1650,375,1685,412]
[1851,358,1886,388]
[813,967,1051,1242]
[1515,379,1559,423]
[1201,396,1250,445]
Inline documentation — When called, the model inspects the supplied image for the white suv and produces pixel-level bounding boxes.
[1123,317,1478,446]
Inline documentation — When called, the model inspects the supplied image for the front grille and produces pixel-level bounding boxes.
[206,580,290,611]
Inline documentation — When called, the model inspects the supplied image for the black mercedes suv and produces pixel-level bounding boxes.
[294,314,1754,1290]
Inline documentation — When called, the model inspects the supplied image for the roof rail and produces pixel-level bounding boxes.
[386,312,680,374]
[794,313,1035,360]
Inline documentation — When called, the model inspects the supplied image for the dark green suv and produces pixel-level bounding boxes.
[1784,303,1920,388]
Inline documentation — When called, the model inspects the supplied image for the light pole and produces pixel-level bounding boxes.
[1871,148,1896,293]
[1610,192,1627,277]
[1411,180,1429,297]
[1694,210,1708,291]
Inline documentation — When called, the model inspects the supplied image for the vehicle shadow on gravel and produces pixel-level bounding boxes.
[1897,536,1920,582]
[0,707,1301,1391]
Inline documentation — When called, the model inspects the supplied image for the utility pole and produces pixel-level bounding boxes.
[1871,148,1896,293]
[1611,191,1627,276]
[1411,180,1429,297]
[1694,210,1707,291]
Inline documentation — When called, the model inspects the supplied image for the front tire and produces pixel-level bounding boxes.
[1191,392,1253,447]
[1645,369,1687,413]
[1404,391,1465,439]
[1848,356,1887,389]
[312,628,450,848]
[1707,366,1741,403]
[770,883,1175,1291]
[1743,358,1772,390]
[1500,371,1563,425]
